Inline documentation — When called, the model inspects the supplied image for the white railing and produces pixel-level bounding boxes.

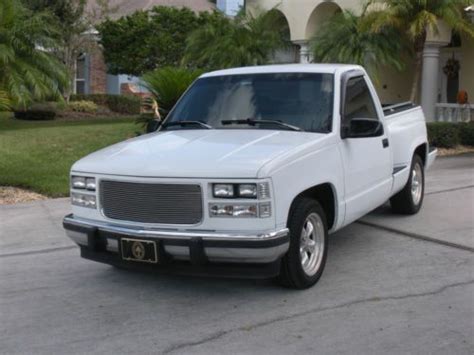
[435,103,474,122]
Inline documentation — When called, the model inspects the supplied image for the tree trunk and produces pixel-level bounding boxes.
[410,50,423,103]
[410,33,427,104]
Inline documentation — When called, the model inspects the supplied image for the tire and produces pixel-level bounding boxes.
[278,198,328,289]
[390,154,425,215]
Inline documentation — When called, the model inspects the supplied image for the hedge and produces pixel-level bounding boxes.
[13,102,58,120]
[14,110,56,120]
[458,122,474,146]
[70,94,141,114]
[427,121,474,148]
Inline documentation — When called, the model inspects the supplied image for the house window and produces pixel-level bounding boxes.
[75,55,86,94]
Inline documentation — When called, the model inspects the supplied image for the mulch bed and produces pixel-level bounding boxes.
[437,145,474,156]
[0,186,48,205]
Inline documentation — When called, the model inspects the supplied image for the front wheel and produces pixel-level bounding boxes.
[390,154,425,214]
[278,198,328,289]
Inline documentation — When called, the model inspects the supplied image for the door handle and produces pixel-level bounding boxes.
[382,138,389,148]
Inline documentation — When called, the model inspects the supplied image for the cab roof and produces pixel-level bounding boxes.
[200,64,363,78]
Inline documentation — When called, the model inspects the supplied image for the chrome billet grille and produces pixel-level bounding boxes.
[100,181,202,224]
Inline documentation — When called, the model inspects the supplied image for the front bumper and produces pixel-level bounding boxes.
[63,214,289,270]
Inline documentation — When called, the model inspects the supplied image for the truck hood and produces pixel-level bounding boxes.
[72,129,325,178]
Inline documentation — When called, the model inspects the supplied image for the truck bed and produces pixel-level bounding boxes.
[383,102,417,116]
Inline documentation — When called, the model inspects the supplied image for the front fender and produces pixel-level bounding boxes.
[262,140,345,232]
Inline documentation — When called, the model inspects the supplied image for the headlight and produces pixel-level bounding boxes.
[213,184,234,197]
[238,184,257,198]
[71,175,96,191]
[209,202,271,218]
[85,177,96,191]
[212,182,270,199]
[71,192,96,209]
[209,203,258,218]
[71,176,86,189]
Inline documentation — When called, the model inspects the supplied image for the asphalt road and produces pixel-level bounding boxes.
[1,154,473,355]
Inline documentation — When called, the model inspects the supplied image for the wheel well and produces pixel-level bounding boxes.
[414,143,427,166]
[289,183,336,230]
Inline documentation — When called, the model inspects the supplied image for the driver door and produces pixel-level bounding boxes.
[339,73,392,225]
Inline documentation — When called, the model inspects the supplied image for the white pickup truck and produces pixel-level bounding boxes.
[63,64,436,288]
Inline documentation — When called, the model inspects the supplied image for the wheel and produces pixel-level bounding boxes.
[278,198,328,289]
[390,154,424,215]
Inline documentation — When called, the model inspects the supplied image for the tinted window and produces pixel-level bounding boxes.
[343,76,378,124]
[166,73,335,133]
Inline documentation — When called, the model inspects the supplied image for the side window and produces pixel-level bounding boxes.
[343,76,378,126]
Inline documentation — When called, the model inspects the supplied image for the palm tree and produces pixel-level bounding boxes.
[310,9,406,82]
[183,8,287,70]
[0,0,68,109]
[368,0,474,102]
[142,67,203,116]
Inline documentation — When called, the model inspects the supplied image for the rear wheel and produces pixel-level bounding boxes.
[278,198,328,289]
[390,155,424,214]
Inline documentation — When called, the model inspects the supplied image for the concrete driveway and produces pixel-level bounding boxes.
[1,155,473,354]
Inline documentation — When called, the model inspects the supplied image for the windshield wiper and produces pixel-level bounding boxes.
[161,121,213,130]
[221,118,302,132]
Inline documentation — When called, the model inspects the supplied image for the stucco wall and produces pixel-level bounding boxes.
[374,58,416,104]
[459,34,474,99]
[247,0,362,41]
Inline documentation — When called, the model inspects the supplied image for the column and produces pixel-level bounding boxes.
[294,41,311,64]
[421,43,441,122]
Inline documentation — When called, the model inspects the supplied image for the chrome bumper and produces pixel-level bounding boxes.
[63,214,289,264]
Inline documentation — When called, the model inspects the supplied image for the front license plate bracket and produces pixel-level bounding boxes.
[121,238,158,263]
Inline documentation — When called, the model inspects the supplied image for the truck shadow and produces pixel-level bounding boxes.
[90,222,367,296]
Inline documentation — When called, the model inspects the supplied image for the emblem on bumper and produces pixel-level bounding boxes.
[131,241,145,260]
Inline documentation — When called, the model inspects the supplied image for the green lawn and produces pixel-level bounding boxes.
[0,113,139,197]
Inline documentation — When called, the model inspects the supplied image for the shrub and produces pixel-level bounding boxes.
[67,100,98,113]
[426,122,460,148]
[458,122,474,146]
[70,94,141,114]
[14,110,56,120]
[31,102,59,111]
[0,90,10,111]
[14,102,57,120]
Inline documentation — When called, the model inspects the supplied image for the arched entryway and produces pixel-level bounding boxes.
[299,2,342,63]
[268,9,298,63]
[305,2,342,38]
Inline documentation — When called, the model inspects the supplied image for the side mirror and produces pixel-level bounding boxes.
[146,119,162,133]
[341,118,383,138]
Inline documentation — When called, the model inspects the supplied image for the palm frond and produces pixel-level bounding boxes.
[0,0,68,108]
[310,10,406,81]
[183,8,287,70]
[0,91,11,111]
[142,67,203,114]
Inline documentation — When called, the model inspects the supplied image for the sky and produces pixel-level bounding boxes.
[216,0,245,16]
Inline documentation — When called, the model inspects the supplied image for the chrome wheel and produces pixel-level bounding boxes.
[299,213,325,276]
[411,162,423,206]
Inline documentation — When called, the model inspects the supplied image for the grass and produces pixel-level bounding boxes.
[0,112,139,197]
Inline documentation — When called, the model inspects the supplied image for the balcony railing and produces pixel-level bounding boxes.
[435,103,473,122]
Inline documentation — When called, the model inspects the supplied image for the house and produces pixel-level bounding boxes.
[79,0,473,122]
[247,0,474,122]
[75,0,215,96]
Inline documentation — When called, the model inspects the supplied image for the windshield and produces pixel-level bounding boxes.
[165,73,334,133]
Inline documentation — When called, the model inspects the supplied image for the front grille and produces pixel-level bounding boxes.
[100,181,203,224]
